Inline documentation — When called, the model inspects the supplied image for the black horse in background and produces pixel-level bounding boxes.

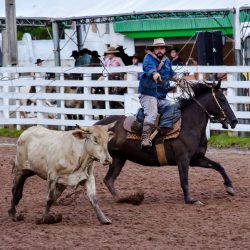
[95,81,238,204]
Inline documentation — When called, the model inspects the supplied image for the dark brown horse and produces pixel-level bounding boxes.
[95,81,238,204]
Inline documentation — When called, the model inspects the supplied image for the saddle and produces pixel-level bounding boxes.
[123,116,181,166]
[123,116,181,141]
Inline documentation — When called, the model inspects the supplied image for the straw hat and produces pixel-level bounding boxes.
[105,47,119,54]
[151,38,167,47]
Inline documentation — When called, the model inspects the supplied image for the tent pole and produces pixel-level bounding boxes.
[52,21,61,66]
[5,0,18,66]
[76,24,84,51]
[233,7,242,66]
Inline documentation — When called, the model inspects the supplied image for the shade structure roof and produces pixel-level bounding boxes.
[0,0,250,21]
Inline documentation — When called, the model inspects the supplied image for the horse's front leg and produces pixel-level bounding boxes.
[190,156,234,196]
[177,159,203,205]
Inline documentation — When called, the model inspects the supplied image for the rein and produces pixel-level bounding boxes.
[178,80,227,123]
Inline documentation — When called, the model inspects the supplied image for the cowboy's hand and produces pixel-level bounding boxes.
[153,72,162,83]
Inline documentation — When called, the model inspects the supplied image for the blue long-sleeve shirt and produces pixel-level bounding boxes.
[138,53,176,99]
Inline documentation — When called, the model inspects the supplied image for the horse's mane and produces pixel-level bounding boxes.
[177,81,212,109]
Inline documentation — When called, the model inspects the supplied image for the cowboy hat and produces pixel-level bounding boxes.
[70,50,79,57]
[79,48,92,55]
[34,58,44,64]
[151,38,167,47]
[116,46,127,52]
[91,50,101,57]
[105,47,119,54]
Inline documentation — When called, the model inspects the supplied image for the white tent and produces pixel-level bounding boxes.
[0,0,250,20]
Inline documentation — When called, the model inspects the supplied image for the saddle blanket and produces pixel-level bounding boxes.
[124,116,181,141]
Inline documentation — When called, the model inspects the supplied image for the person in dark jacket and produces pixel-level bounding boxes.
[168,47,183,66]
[138,38,178,148]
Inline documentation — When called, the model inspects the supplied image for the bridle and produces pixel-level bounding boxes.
[178,80,227,123]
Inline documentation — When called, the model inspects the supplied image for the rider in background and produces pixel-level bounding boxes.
[138,38,178,148]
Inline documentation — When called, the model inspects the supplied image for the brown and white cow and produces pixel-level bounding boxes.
[8,123,115,225]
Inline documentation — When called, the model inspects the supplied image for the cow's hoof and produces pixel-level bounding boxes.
[36,213,62,224]
[226,186,235,196]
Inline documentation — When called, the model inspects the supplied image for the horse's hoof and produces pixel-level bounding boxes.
[8,209,22,221]
[15,214,25,221]
[9,214,24,222]
[54,213,63,223]
[186,199,204,205]
[103,179,117,196]
[226,186,235,196]
[194,200,204,205]
[101,217,112,225]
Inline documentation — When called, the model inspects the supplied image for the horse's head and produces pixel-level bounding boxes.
[209,81,238,129]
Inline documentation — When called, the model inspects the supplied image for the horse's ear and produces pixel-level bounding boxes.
[214,79,221,90]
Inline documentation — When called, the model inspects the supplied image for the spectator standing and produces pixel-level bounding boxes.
[132,54,142,66]
[33,58,47,79]
[132,53,143,80]
[168,47,183,66]
[115,46,132,65]
[77,48,92,66]
[104,47,125,68]
[104,47,126,108]
[70,50,82,80]
[104,47,125,80]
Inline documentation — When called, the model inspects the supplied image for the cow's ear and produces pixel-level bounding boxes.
[72,130,87,140]
[75,124,90,133]
[108,131,114,141]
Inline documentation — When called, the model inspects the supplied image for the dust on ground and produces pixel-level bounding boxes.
[0,137,249,250]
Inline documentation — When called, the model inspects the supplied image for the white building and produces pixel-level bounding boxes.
[15,23,135,67]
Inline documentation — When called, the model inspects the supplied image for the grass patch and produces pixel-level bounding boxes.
[0,128,23,138]
[208,133,250,148]
[0,128,249,149]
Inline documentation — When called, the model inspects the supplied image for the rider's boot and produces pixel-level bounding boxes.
[131,120,143,133]
[141,124,155,148]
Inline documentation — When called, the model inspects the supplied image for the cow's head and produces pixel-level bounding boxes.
[73,122,116,165]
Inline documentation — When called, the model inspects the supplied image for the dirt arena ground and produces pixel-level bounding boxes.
[0,136,249,250]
